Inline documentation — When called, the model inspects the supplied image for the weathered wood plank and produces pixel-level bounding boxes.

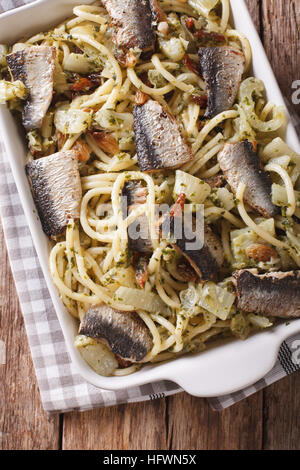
[62,400,168,450]
[0,224,60,450]
[1,0,299,452]
[263,374,300,450]
[244,0,261,33]
[167,392,263,450]
[260,0,300,451]
[261,0,300,113]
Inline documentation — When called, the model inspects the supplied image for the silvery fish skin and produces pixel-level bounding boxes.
[122,181,152,253]
[218,141,280,218]
[123,180,148,208]
[79,304,153,362]
[6,46,56,131]
[176,224,224,281]
[149,0,167,22]
[233,269,300,318]
[102,0,155,56]
[133,99,193,172]
[159,214,224,281]
[198,46,245,119]
[25,150,82,238]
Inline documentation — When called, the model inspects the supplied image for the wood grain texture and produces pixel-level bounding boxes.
[1,0,300,451]
[0,226,60,450]
[263,373,300,450]
[262,0,300,114]
[167,392,263,450]
[62,400,168,450]
[244,0,261,33]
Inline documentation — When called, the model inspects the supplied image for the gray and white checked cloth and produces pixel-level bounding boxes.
[0,0,300,413]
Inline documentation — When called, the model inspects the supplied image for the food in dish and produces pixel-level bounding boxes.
[25,150,82,238]
[233,270,300,318]
[218,141,280,218]
[101,0,156,65]
[1,0,300,378]
[158,197,224,281]
[6,45,56,131]
[133,98,193,171]
[79,304,153,361]
[123,180,152,253]
[198,46,245,119]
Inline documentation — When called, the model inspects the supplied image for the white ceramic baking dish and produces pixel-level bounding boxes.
[0,0,300,398]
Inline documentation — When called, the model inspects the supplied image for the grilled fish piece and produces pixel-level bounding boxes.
[6,46,56,131]
[102,0,155,63]
[198,46,245,119]
[218,141,280,218]
[79,305,153,362]
[204,174,226,189]
[122,181,152,253]
[149,0,167,22]
[123,180,148,208]
[25,150,82,238]
[159,209,224,281]
[133,99,193,172]
[174,223,224,281]
[233,269,300,318]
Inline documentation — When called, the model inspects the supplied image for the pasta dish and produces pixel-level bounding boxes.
[1,0,300,377]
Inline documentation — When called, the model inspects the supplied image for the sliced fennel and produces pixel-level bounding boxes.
[197,282,236,321]
[0,44,8,67]
[261,137,300,165]
[180,282,235,321]
[232,104,256,142]
[209,187,235,211]
[238,77,285,133]
[101,266,137,290]
[0,80,27,103]
[231,219,278,269]
[53,60,69,94]
[158,37,187,62]
[54,106,92,134]
[114,287,169,314]
[188,0,219,17]
[248,314,273,329]
[230,313,251,340]
[94,109,133,131]
[63,53,94,74]
[174,170,211,203]
[75,335,118,377]
[272,183,300,208]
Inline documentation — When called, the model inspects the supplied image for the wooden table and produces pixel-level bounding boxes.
[1,0,299,451]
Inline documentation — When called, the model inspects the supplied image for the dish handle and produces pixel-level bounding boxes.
[163,323,300,398]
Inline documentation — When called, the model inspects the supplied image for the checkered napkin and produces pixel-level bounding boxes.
[0,0,300,413]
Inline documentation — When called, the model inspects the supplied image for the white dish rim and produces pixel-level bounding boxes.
[0,0,300,398]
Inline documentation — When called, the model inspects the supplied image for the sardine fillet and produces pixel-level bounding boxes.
[79,305,153,362]
[6,46,56,131]
[122,181,152,253]
[133,100,193,172]
[25,151,82,238]
[102,0,155,53]
[218,141,280,218]
[233,269,300,318]
[175,223,224,281]
[160,214,224,281]
[198,46,245,119]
